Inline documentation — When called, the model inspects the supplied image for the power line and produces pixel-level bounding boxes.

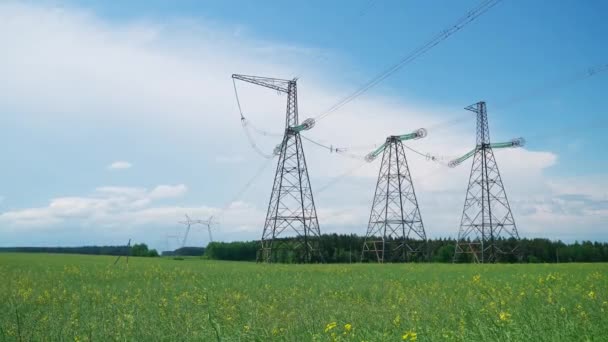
[216,158,274,221]
[309,61,608,161]
[232,78,280,159]
[301,134,335,151]
[232,78,245,120]
[314,0,501,122]
[402,143,451,167]
[316,160,370,194]
[301,134,368,160]
[424,62,608,133]
[495,63,608,109]
[294,0,381,80]
[302,133,450,166]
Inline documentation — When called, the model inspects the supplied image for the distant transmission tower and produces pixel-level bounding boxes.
[450,101,524,263]
[232,74,321,263]
[178,214,204,249]
[202,216,217,244]
[361,129,428,263]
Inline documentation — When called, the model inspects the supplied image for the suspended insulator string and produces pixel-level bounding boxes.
[302,133,451,165]
[232,78,245,120]
[314,0,501,122]
[233,78,278,159]
[242,121,275,159]
[402,144,451,167]
[301,135,367,160]
[233,77,284,137]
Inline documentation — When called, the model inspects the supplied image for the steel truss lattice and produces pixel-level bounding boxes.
[362,136,427,262]
[454,101,520,263]
[255,78,322,263]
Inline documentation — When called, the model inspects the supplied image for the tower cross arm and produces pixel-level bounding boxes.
[395,128,427,142]
[365,142,388,162]
[232,74,291,93]
[489,137,525,149]
[366,128,427,162]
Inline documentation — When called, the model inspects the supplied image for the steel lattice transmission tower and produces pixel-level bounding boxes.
[361,129,428,263]
[178,214,204,249]
[450,101,524,263]
[232,74,321,263]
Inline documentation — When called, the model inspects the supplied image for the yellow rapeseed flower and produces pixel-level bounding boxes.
[499,311,511,322]
[402,330,417,341]
[587,291,596,300]
[324,322,337,333]
[344,323,352,332]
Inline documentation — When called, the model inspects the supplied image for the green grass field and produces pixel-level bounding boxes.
[0,254,606,341]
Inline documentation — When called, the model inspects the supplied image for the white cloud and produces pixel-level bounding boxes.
[107,161,133,170]
[149,184,188,200]
[0,184,190,228]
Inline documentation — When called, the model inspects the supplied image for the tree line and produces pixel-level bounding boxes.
[204,234,608,263]
[4,236,608,263]
[161,247,206,257]
[0,243,159,257]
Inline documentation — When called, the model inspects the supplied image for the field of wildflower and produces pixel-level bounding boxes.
[0,253,606,341]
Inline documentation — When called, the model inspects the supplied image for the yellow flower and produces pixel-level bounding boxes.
[243,325,250,332]
[344,323,352,332]
[499,311,511,322]
[402,330,417,341]
[472,274,481,283]
[587,291,596,300]
[324,322,337,333]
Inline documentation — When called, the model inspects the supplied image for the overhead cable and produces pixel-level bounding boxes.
[314,0,501,122]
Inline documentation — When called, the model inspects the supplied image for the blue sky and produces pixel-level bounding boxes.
[0,0,606,250]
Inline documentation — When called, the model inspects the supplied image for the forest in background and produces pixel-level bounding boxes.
[204,234,608,263]
[3,234,608,263]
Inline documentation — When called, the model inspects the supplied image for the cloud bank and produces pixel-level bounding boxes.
[0,2,606,249]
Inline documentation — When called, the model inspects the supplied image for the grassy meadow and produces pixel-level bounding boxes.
[0,253,606,341]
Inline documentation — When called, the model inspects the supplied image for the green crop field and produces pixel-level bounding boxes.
[0,254,607,341]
